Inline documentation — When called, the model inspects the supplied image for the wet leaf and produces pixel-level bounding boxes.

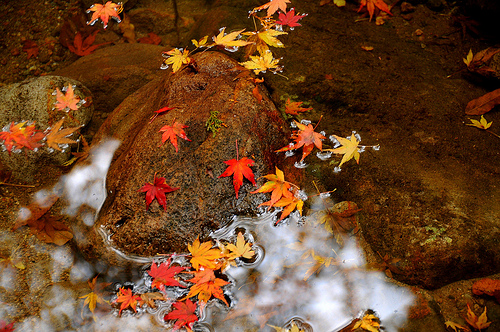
[276,8,307,28]
[445,320,470,332]
[138,292,168,309]
[67,31,109,56]
[87,1,122,29]
[252,0,291,17]
[269,321,305,332]
[212,28,253,50]
[159,119,191,152]
[465,88,500,115]
[138,173,179,211]
[467,115,492,130]
[188,237,222,270]
[284,99,313,116]
[358,0,392,22]
[79,276,110,321]
[55,85,81,111]
[225,232,255,261]
[251,167,295,210]
[261,195,304,223]
[45,118,80,152]
[463,49,473,67]
[186,268,229,306]
[162,48,191,73]
[0,320,14,332]
[12,193,59,230]
[276,120,325,161]
[219,153,256,199]
[325,134,361,169]
[138,32,161,45]
[63,135,91,166]
[0,121,45,154]
[22,40,39,59]
[114,287,141,316]
[164,299,198,332]
[240,49,281,75]
[465,304,491,331]
[148,259,186,291]
[30,214,73,246]
[352,313,381,332]
[192,36,208,48]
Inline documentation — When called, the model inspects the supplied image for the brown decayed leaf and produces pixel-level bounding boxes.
[465,88,500,115]
[45,118,80,151]
[138,292,168,309]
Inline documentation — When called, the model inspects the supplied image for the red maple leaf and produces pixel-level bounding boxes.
[114,287,141,316]
[86,1,122,29]
[276,8,307,28]
[276,120,325,161]
[68,31,110,56]
[358,0,392,21]
[138,173,179,210]
[22,40,39,59]
[149,105,176,123]
[148,259,186,291]
[0,320,14,332]
[219,141,256,199]
[159,120,191,152]
[164,299,198,332]
[0,121,45,154]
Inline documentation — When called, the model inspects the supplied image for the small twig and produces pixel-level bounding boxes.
[486,130,500,139]
[0,181,35,188]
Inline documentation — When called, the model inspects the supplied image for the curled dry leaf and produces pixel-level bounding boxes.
[465,88,500,115]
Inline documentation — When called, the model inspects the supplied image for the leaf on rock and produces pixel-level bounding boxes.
[465,88,500,115]
[188,237,222,270]
[219,152,256,199]
[284,99,313,115]
[30,214,74,246]
[358,0,392,22]
[444,320,469,332]
[45,118,80,152]
[212,28,253,51]
[22,40,39,59]
[87,1,122,29]
[186,268,229,306]
[138,173,179,211]
[467,115,492,130]
[114,287,141,316]
[55,84,81,111]
[161,48,191,73]
[138,32,162,45]
[148,259,186,291]
[276,121,325,161]
[68,31,110,56]
[164,299,198,332]
[159,120,191,152]
[0,121,45,154]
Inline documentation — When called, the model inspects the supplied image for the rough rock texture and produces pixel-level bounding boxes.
[81,51,301,263]
[0,75,93,182]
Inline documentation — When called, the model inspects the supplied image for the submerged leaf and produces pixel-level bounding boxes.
[465,88,500,115]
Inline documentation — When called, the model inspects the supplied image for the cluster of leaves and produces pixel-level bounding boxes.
[80,233,255,331]
[1,84,83,155]
[445,304,492,332]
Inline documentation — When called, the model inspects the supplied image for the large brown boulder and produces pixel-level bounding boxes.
[80,51,300,264]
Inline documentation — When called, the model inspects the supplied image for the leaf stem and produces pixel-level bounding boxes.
[235,139,239,160]
[486,130,500,139]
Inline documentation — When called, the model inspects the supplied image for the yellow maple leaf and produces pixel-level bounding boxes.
[352,313,381,332]
[161,48,191,73]
[463,49,473,67]
[240,49,281,75]
[444,320,470,332]
[303,251,337,280]
[225,232,255,261]
[191,35,208,48]
[467,115,492,130]
[268,321,305,332]
[188,237,222,270]
[212,28,253,51]
[326,134,361,169]
[79,276,109,321]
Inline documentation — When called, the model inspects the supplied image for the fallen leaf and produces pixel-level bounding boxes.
[251,167,295,210]
[261,194,304,223]
[269,321,305,332]
[317,201,361,245]
[87,1,122,29]
[465,88,500,115]
[252,0,291,17]
[12,193,59,230]
[138,292,168,309]
[29,214,74,246]
[326,134,361,169]
[164,299,198,332]
[352,313,381,332]
[463,49,473,67]
[67,31,110,56]
[219,151,256,199]
[149,105,176,123]
[63,135,91,166]
[159,119,191,152]
[302,250,337,280]
[276,8,307,28]
[445,320,470,332]
[361,45,374,51]
[467,115,492,130]
[225,232,255,261]
[79,276,110,321]
[320,0,346,6]
[45,118,80,151]
[240,49,281,75]
[467,47,500,77]
[148,259,186,291]
[114,287,141,316]
[192,36,209,48]
[284,99,313,115]
[188,237,222,270]
[138,173,179,211]
[0,121,45,154]
[55,84,81,111]
[358,0,392,22]
[22,40,39,59]
[186,268,229,306]
[0,320,14,332]
[161,48,191,73]
[465,304,492,331]
[212,28,253,51]
[118,13,135,43]
[276,120,325,161]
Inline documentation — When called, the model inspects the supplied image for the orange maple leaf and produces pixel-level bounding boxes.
[276,120,325,161]
[55,85,81,111]
[164,299,198,332]
[114,287,141,316]
[86,1,122,29]
[159,120,191,152]
[0,121,45,154]
[358,0,392,22]
[465,304,492,331]
[251,167,295,210]
[284,99,313,115]
[188,237,222,270]
[219,155,256,199]
[45,118,80,152]
[253,0,291,17]
[186,268,229,306]
[261,194,304,223]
